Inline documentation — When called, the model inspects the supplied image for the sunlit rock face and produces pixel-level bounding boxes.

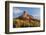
[22,11,33,20]
[23,11,30,19]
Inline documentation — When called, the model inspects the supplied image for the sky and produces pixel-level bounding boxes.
[13,7,40,19]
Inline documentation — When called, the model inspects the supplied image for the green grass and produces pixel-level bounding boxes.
[13,18,40,28]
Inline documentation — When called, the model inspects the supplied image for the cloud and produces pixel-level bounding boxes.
[13,8,23,14]
[33,15,40,20]
[13,8,23,18]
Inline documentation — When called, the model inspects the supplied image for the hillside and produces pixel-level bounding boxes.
[13,11,40,28]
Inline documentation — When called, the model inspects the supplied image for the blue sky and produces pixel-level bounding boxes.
[13,7,40,19]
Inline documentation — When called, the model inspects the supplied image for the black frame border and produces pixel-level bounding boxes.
[5,1,45,34]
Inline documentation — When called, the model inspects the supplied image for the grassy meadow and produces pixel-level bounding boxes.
[13,18,40,28]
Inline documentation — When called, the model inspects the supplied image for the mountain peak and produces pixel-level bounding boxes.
[23,11,28,16]
[20,11,33,20]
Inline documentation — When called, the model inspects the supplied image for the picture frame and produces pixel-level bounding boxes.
[5,1,45,34]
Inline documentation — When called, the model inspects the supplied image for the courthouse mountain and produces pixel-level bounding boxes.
[13,11,40,28]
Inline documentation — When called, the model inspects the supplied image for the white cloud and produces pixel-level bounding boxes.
[33,15,40,20]
[13,8,23,18]
[13,8,23,14]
